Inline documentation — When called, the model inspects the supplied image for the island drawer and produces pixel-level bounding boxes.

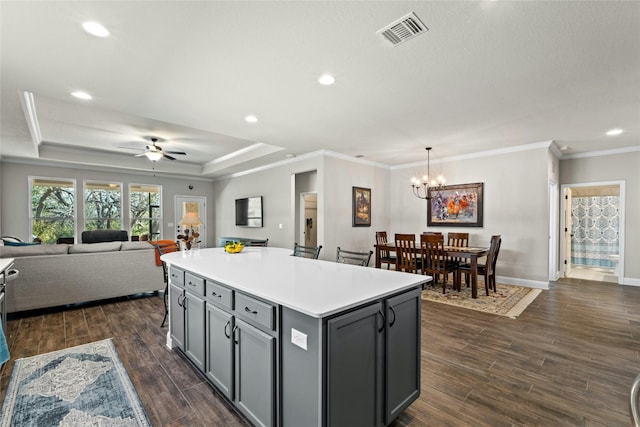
[184,273,205,296]
[235,293,275,331]
[169,267,184,286]
[206,281,233,309]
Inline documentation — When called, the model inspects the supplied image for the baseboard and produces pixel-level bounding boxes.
[622,277,640,286]
[495,276,550,289]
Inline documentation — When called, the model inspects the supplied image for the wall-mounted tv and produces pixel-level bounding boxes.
[235,196,263,227]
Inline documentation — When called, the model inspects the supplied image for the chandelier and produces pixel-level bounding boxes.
[410,147,445,200]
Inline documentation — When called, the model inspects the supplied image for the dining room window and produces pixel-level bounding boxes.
[30,177,76,243]
[84,181,122,231]
[129,184,162,241]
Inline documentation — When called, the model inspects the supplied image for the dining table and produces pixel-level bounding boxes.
[374,243,490,298]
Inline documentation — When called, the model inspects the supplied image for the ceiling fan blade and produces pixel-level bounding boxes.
[163,153,176,160]
[117,145,146,151]
[165,150,187,155]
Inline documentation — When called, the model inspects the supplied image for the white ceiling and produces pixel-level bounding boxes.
[1,1,639,178]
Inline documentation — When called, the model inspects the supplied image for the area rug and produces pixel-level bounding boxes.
[421,282,542,319]
[0,338,150,427]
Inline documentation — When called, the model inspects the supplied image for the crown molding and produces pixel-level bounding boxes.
[561,145,640,160]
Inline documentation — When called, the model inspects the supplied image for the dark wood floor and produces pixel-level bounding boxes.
[1,278,639,426]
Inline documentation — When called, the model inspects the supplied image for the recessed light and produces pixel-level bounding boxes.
[285,153,296,158]
[318,74,336,86]
[71,91,92,100]
[245,115,258,123]
[606,128,623,136]
[82,21,110,38]
[559,146,569,151]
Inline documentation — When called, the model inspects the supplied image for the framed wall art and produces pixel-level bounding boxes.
[427,182,484,227]
[352,186,371,227]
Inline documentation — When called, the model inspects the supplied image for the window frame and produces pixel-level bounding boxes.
[29,176,78,244]
[129,183,163,241]
[83,180,123,232]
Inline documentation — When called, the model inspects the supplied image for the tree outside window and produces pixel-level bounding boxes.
[85,181,122,231]
[31,177,76,243]
[130,184,161,241]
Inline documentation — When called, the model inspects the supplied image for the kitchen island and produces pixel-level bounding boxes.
[162,247,429,427]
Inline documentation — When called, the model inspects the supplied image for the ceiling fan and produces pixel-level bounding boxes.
[124,137,187,161]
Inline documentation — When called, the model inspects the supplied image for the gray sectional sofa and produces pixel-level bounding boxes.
[0,241,163,313]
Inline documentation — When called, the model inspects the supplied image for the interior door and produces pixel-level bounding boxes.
[564,187,573,277]
[175,196,206,248]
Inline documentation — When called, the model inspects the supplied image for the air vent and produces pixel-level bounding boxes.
[377,12,428,46]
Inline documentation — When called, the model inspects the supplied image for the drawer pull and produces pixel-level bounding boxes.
[211,292,222,298]
[244,306,258,315]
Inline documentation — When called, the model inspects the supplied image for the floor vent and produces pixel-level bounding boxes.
[377,12,428,46]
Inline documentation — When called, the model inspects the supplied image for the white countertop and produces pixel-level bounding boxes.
[162,247,429,318]
[0,258,14,274]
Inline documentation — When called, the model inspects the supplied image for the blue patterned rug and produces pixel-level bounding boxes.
[0,339,150,426]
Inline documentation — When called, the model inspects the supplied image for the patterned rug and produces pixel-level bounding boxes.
[0,338,150,427]
[421,281,542,318]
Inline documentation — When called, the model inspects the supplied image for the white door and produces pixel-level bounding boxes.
[175,196,207,249]
[563,187,573,278]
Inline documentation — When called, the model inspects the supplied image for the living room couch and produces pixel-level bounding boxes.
[0,241,163,313]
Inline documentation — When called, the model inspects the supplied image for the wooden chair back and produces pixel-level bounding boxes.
[293,242,322,259]
[395,233,418,273]
[336,247,373,266]
[447,232,469,248]
[485,235,502,277]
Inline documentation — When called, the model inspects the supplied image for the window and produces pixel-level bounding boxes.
[30,177,76,244]
[130,184,161,241]
[84,181,122,231]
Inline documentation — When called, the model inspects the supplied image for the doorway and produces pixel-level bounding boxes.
[560,182,624,284]
[300,193,317,247]
[175,195,207,249]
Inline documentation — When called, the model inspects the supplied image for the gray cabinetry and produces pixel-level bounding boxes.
[205,302,234,399]
[326,287,422,427]
[384,288,421,424]
[169,267,205,371]
[203,282,276,427]
[234,318,276,427]
[327,302,384,427]
[169,267,185,351]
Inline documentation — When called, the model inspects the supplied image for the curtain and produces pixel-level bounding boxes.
[571,196,619,268]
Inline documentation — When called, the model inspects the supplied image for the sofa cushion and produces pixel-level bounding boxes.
[69,241,122,254]
[120,241,154,251]
[0,244,69,258]
[81,229,128,243]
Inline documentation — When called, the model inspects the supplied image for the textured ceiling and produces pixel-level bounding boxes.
[1,1,638,178]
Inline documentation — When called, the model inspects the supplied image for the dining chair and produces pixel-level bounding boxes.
[421,233,460,294]
[375,231,396,270]
[293,242,322,259]
[249,238,269,247]
[395,233,420,274]
[447,232,469,266]
[458,235,501,295]
[336,247,373,266]
[154,240,180,327]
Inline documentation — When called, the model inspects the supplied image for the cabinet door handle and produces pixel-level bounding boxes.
[224,320,231,339]
[389,306,397,328]
[377,310,386,333]
[232,325,239,344]
[244,306,258,315]
[183,296,188,310]
[178,294,184,307]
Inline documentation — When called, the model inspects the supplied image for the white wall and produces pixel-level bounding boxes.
[0,161,215,244]
[390,147,552,285]
[560,150,640,283]
[211,156,323,250]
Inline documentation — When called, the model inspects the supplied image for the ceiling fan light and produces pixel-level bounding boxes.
[145,151,163,161]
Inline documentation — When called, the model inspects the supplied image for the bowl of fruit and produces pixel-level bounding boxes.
[224,241,245,254]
